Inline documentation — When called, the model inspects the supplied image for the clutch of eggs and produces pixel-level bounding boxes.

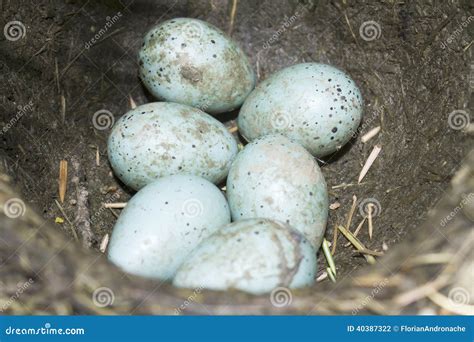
[101,19,373,294]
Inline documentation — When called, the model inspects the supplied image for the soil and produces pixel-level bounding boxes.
[1,0,473,283]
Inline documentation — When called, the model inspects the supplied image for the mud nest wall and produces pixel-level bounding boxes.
[0,0,473,314]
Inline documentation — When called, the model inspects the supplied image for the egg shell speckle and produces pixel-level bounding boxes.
[108,175,230,280]
[138,18,256,114]
[173,218,317,294]
[226,135,328,249]
[108,102,238,191]
[238,63,363,157]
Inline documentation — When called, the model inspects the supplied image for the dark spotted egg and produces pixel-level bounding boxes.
[138,18,256,114]
[237,63,363,157]
[107,102,238,190]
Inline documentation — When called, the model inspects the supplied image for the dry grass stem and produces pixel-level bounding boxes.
[104,202,127,209]
[337,225,376,264]
[129,95,137,109]
[228,125,238,133]
[100,234,109,253]
[344,217,367,247]
[361,126,381,143]
[358,145,382,183]
[322,238,336,276]
[368,203,374,240]
[59,160,68,203]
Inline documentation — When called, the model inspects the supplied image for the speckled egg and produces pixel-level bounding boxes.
[138,18,256,114]
[226,135,328,249]
[173,218,316,294]
[108,102,238,191]
[108,174,230,280]
[238,63,363,157]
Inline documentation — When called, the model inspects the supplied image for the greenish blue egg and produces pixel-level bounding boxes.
[173,218,316,294]
[226,135,328,250]
[238,63,363,157]
[138,18,256,114]
[108,175,230,280]
[108,102,238,191]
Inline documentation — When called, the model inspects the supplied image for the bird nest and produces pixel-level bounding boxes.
[0,0,472,314]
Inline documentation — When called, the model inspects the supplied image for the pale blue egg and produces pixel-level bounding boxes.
[138,18,256,114]
[173,218,317,294]
[108,102,238,191]
[238,63,363,157]
[108,175,230,280]
[226,135,328,249]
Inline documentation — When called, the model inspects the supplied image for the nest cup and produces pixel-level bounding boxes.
[0,0,472,315]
